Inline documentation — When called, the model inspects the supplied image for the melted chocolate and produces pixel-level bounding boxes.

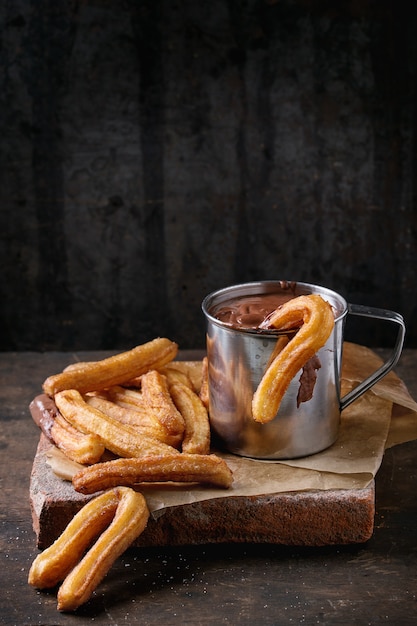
[29,394,59,442]
[296,355,322,407]
[211,292,295,330]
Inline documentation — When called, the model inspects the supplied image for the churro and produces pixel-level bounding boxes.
[140,369,185,444]
[252,294,335,423]
[170,382,211,454]
[72,453,233,494]
[85,393,178,446]
[28,487,149,612]
[42,338,178,396]
[51,412,105,465]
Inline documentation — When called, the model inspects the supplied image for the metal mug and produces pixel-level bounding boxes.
[201,281,405,459]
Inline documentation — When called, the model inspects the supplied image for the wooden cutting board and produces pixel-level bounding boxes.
[30,435,375,550]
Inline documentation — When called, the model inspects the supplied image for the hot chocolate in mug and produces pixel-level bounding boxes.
[202,281,405,459]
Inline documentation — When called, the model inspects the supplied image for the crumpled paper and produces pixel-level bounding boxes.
[141,342,417,513]
[46,343,417,514]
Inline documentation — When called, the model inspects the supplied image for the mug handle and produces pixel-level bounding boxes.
[340,304,406,411]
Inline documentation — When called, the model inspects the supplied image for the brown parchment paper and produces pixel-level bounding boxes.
[46,343,417,514]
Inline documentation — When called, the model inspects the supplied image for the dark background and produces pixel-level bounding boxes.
[1,0,416,352]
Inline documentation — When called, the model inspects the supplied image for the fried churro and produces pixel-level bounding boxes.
[252,294,335,423]
[140,370,185,444]
[51,412,105,465]
[28,487,149,612]
[170,382,211,454]
[85,393,181,448]
[43,338,178,396]
[72,453,233,494]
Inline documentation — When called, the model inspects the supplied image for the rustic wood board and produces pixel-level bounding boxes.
[30,435,375,550]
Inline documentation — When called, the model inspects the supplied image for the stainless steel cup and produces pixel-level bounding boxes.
[202,281,405,459]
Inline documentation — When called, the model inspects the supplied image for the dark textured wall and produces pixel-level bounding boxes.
[1,0,416,352]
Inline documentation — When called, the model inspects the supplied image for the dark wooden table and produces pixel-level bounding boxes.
[1,350,416,625]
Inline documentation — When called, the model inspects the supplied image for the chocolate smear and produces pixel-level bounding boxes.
[297,355,321,407]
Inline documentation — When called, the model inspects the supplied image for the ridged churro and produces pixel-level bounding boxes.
[252,294,335,423]
[28,487,149,612]
[51,412,105,465]
[72,453,233,494]
[140,369,185,444]
[85,393,179,447]
[42,338,178,396]
[170,382,211,454]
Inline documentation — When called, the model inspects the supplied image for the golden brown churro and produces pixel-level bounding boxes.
[28,487,149,612]
[252,294,335,423]
[72,453,233,494]
[42,338,178,396]
[51,412,105,465]
[160,360,204,394]
[170,382,211,454]
[140,370,185,444]
[158,364,195,389]
[104,385,148,412]
[85,394,179,446]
